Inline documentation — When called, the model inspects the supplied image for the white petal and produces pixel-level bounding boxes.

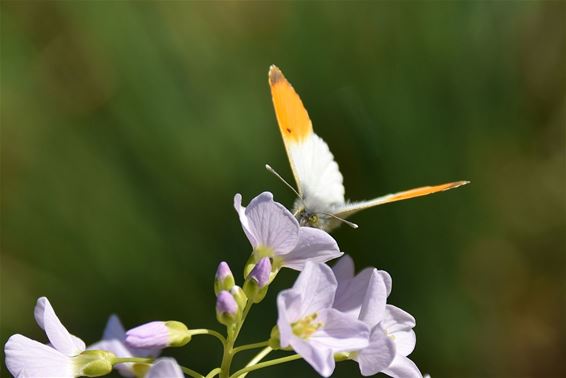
[311,308,369,352]
[332,254,355,282]
[290,337,335,377]
[292,262,337,316]
[357,270,388,326]
[333,268,374,320]
[379,270,392,297]
[382,305,416,333]
[355,326,396,376]
[34,297,85,356]
[5,334,75,378]
[392,329,417,356]
[234,194,259,248]
[382,355,423,378]
[283,227,342,270]
[243,192,300,254]
[146,358,184,378]
[277,290,303,348]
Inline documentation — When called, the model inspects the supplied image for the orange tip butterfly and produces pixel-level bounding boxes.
[267,65,469,232]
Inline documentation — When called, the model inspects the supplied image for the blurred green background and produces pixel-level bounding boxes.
[1,1,564,377]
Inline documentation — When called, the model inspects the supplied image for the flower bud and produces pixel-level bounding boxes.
[244,257,271,303]
[126,321,191,349]
[216,290,239,326]
[230,285,248,310]
[268,326,281,350]
[250,257,271,288]
[73,350,115,377]
[214,261,235,295]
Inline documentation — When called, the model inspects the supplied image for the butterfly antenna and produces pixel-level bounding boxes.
[322,212,359,229]
[265,164,303,200]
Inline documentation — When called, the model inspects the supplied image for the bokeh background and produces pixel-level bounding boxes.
[1,1,564,377]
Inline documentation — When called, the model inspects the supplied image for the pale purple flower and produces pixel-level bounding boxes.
[333,255,422,378]
[146,358,184,378]
[126,322,170,350]
[234,192,342,271]
[4,297,86,377]
[379,305,422,378]
[277,261,370,377]
[88,315,159,377]
[248,257,271,288]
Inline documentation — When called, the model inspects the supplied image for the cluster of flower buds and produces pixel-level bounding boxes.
[4,192,427,378]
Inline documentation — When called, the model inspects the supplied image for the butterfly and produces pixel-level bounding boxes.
[267,65,469,232]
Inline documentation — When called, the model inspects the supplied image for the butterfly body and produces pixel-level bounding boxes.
[268,65,469,231]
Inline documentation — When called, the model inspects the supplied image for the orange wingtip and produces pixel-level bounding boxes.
[386,180,470,203]
[269,65,313,143]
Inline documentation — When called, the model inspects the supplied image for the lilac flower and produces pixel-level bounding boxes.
[234,192,342,271]
[378,305,422,378]
[5,297,113,378]
[146,358,184,378]
[277,261,370,377]
[333,255,422,378]
[88,315,160,377]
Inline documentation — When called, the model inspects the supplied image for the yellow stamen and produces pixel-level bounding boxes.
[291,313,323,339]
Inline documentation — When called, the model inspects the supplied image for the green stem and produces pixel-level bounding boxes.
[239,347,272,378]
[220,301,253,378]
[205,367,222,378]
[189,328,227,344]
[181,366,206,378]
[232,341,269,355]
[229,354,302,378]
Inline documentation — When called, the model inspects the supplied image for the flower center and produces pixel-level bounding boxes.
[254,245,274,258]
[291,313,322,339]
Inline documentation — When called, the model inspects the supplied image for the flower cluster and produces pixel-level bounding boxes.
[4,192,426,378]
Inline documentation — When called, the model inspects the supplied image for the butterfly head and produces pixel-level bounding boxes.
[293,201,346,231]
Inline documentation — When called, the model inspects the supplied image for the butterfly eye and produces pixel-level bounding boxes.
[308,214,318,226]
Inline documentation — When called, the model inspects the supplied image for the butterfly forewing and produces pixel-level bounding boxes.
[269,65,345,208]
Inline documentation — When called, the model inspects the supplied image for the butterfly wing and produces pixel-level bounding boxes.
[333,180,470,220]
[268,65,345,210]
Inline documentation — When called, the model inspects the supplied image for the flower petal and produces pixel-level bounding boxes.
[379,270,392,297]
[357,269,388,326]
[292,261,337,316]
[277,290,303,348]
[333,268,374,320]
[382,305,416,333]
[34,297,85,356]
[5,334,75,378]
[282,227,342,270]
[392,329,417,357]
[382,355,423,378]
[332,255,355,282]
[146,358,184,378]
[242,192,300,254]
[311,308,369,353]
[290,337,335,377]
[355,325,396,376]
[234,194,259,248]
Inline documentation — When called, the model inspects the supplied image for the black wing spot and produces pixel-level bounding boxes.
[286,128,292,133]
